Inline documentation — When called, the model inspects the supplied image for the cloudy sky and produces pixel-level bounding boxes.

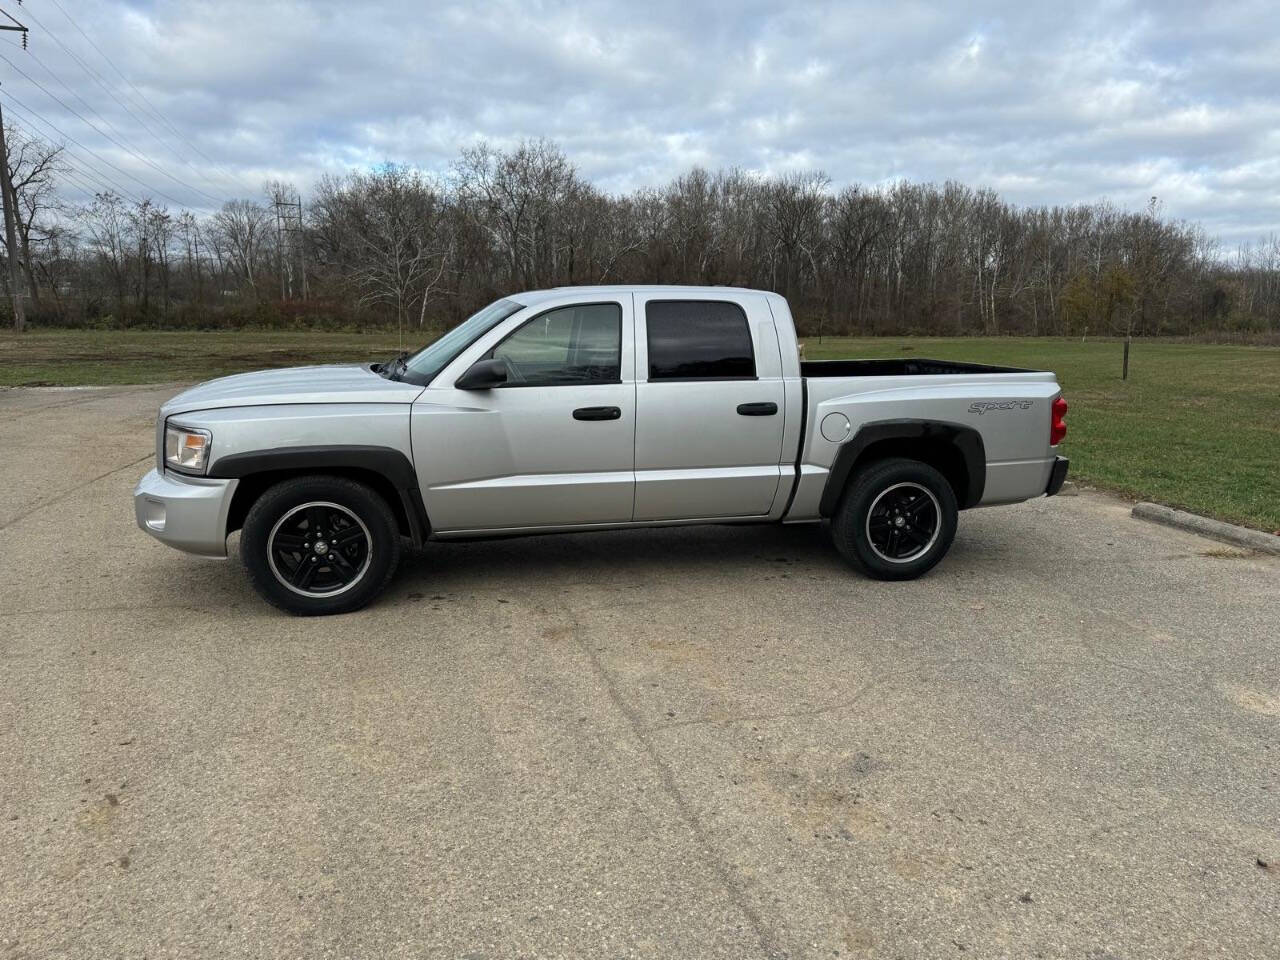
[3,0,1278,242]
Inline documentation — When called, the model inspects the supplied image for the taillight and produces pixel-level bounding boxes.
[1050,395,1068,446]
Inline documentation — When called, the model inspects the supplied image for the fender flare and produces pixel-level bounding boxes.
[818,419,986,516]
[210,444,430,544]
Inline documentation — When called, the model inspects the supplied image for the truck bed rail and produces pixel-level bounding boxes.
[800,357,1038,378]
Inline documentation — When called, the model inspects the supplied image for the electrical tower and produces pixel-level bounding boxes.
[273,191,307,301]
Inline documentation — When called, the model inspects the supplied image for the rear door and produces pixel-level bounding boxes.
[414,297,636,532]
[633,293,787,520]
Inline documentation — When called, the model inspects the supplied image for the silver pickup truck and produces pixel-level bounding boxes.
[134,285,1068,614]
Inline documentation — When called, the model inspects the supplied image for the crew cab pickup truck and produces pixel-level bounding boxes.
[134,286,1068,614]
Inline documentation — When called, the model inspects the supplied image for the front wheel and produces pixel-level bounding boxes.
[830,458,958,580]
[240,475,402,615]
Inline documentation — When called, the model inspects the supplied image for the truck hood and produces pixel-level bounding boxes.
[161,364,424,416]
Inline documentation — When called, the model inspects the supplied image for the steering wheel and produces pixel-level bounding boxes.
[499,355,527,384]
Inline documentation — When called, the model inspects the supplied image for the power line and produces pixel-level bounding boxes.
[0,36,241,200]
[11,9,247,204]
[34,0,252,193]
[49,163,101,197]
[0,89,192,206]
[0,49,223,204]
[4,101,149,203]
[58,152,146,204]
[6,110,146,204]
[0,52,226,207]
[54,163,123,202]
[16,5,190,162]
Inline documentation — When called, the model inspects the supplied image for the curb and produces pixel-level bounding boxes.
[1131,503,1280,555]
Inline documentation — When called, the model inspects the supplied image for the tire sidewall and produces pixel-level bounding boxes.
[833,458,958,580]
[241,476,401,615]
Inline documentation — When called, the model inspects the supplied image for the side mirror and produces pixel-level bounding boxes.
[455,357,508,390]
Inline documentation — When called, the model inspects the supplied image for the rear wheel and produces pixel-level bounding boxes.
[240,475,402,615]
[830,458,958,580]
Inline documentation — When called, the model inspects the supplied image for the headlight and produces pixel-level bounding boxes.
[164,424,212,474]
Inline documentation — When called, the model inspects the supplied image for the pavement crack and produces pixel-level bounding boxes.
[567,618,788,960]
[0,454,152,533]
[1,386,160,421]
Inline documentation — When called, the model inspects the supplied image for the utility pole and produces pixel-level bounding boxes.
[0,93,25,332]
[0,10,28,331]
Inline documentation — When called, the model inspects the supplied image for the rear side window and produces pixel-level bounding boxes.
[646,300,755,380]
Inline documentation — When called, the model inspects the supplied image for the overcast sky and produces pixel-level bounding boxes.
[4,0,1278,243]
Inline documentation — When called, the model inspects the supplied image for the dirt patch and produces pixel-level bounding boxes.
[1220,683,1280,718]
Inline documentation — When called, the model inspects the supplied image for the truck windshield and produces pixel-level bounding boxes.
[401,299,524,385]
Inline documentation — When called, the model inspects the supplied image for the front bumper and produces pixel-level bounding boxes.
[1044,456,1070,497]
[133,468,238,557]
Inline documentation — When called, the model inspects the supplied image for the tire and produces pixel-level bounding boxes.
[240,475,402,615]
[830,457,958,581]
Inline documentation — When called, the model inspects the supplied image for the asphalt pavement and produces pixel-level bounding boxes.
[1,384,1277,959]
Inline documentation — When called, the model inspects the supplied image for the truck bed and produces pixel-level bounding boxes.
[800,357,1037,378]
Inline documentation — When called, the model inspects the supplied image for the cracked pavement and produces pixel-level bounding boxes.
[1,384,1278,959]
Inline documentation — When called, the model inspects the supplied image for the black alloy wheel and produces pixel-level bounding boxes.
[830,457,958,581]
[240,475,402,615]
[267,501,372,597]
[864,482,941,564]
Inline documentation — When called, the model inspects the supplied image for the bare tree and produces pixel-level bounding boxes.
[212,199,271,297]
[176,211,205,305]
[453,139,580,290]
[760,171,829,309]
[80,192,130,312]
[4,124,65,307]
[148,205,175,316]
[14,137,1278,336]
[311,165,452,336]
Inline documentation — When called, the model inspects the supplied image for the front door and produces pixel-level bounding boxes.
[633,294,787,520]
[415,299,636,533]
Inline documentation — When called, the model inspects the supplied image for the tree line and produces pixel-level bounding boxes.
[7,131,1280,338]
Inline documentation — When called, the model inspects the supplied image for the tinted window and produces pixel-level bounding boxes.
[646,300,755,380]
[489,303,622,385]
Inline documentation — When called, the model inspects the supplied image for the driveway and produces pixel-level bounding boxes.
[2,385,1277,959]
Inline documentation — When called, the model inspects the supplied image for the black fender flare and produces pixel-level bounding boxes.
[210,445,430,544]
[818,419,986,516]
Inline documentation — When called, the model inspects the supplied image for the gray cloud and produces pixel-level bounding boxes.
[8,0,1278,242]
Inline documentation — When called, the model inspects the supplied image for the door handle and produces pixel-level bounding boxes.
[573,406,622,421]
[736,402,778,416]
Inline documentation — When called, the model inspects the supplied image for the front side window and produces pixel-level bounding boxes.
[646,300,755,380]
[489,302,622,386]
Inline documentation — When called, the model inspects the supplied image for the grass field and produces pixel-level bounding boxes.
[0,329,408,387]
[2,328,1278,532]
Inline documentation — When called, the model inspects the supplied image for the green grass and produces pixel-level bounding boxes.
[3,329,1278,532]
[0,329,408,387]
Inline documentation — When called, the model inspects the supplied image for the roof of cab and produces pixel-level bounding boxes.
[511,285,779,306]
